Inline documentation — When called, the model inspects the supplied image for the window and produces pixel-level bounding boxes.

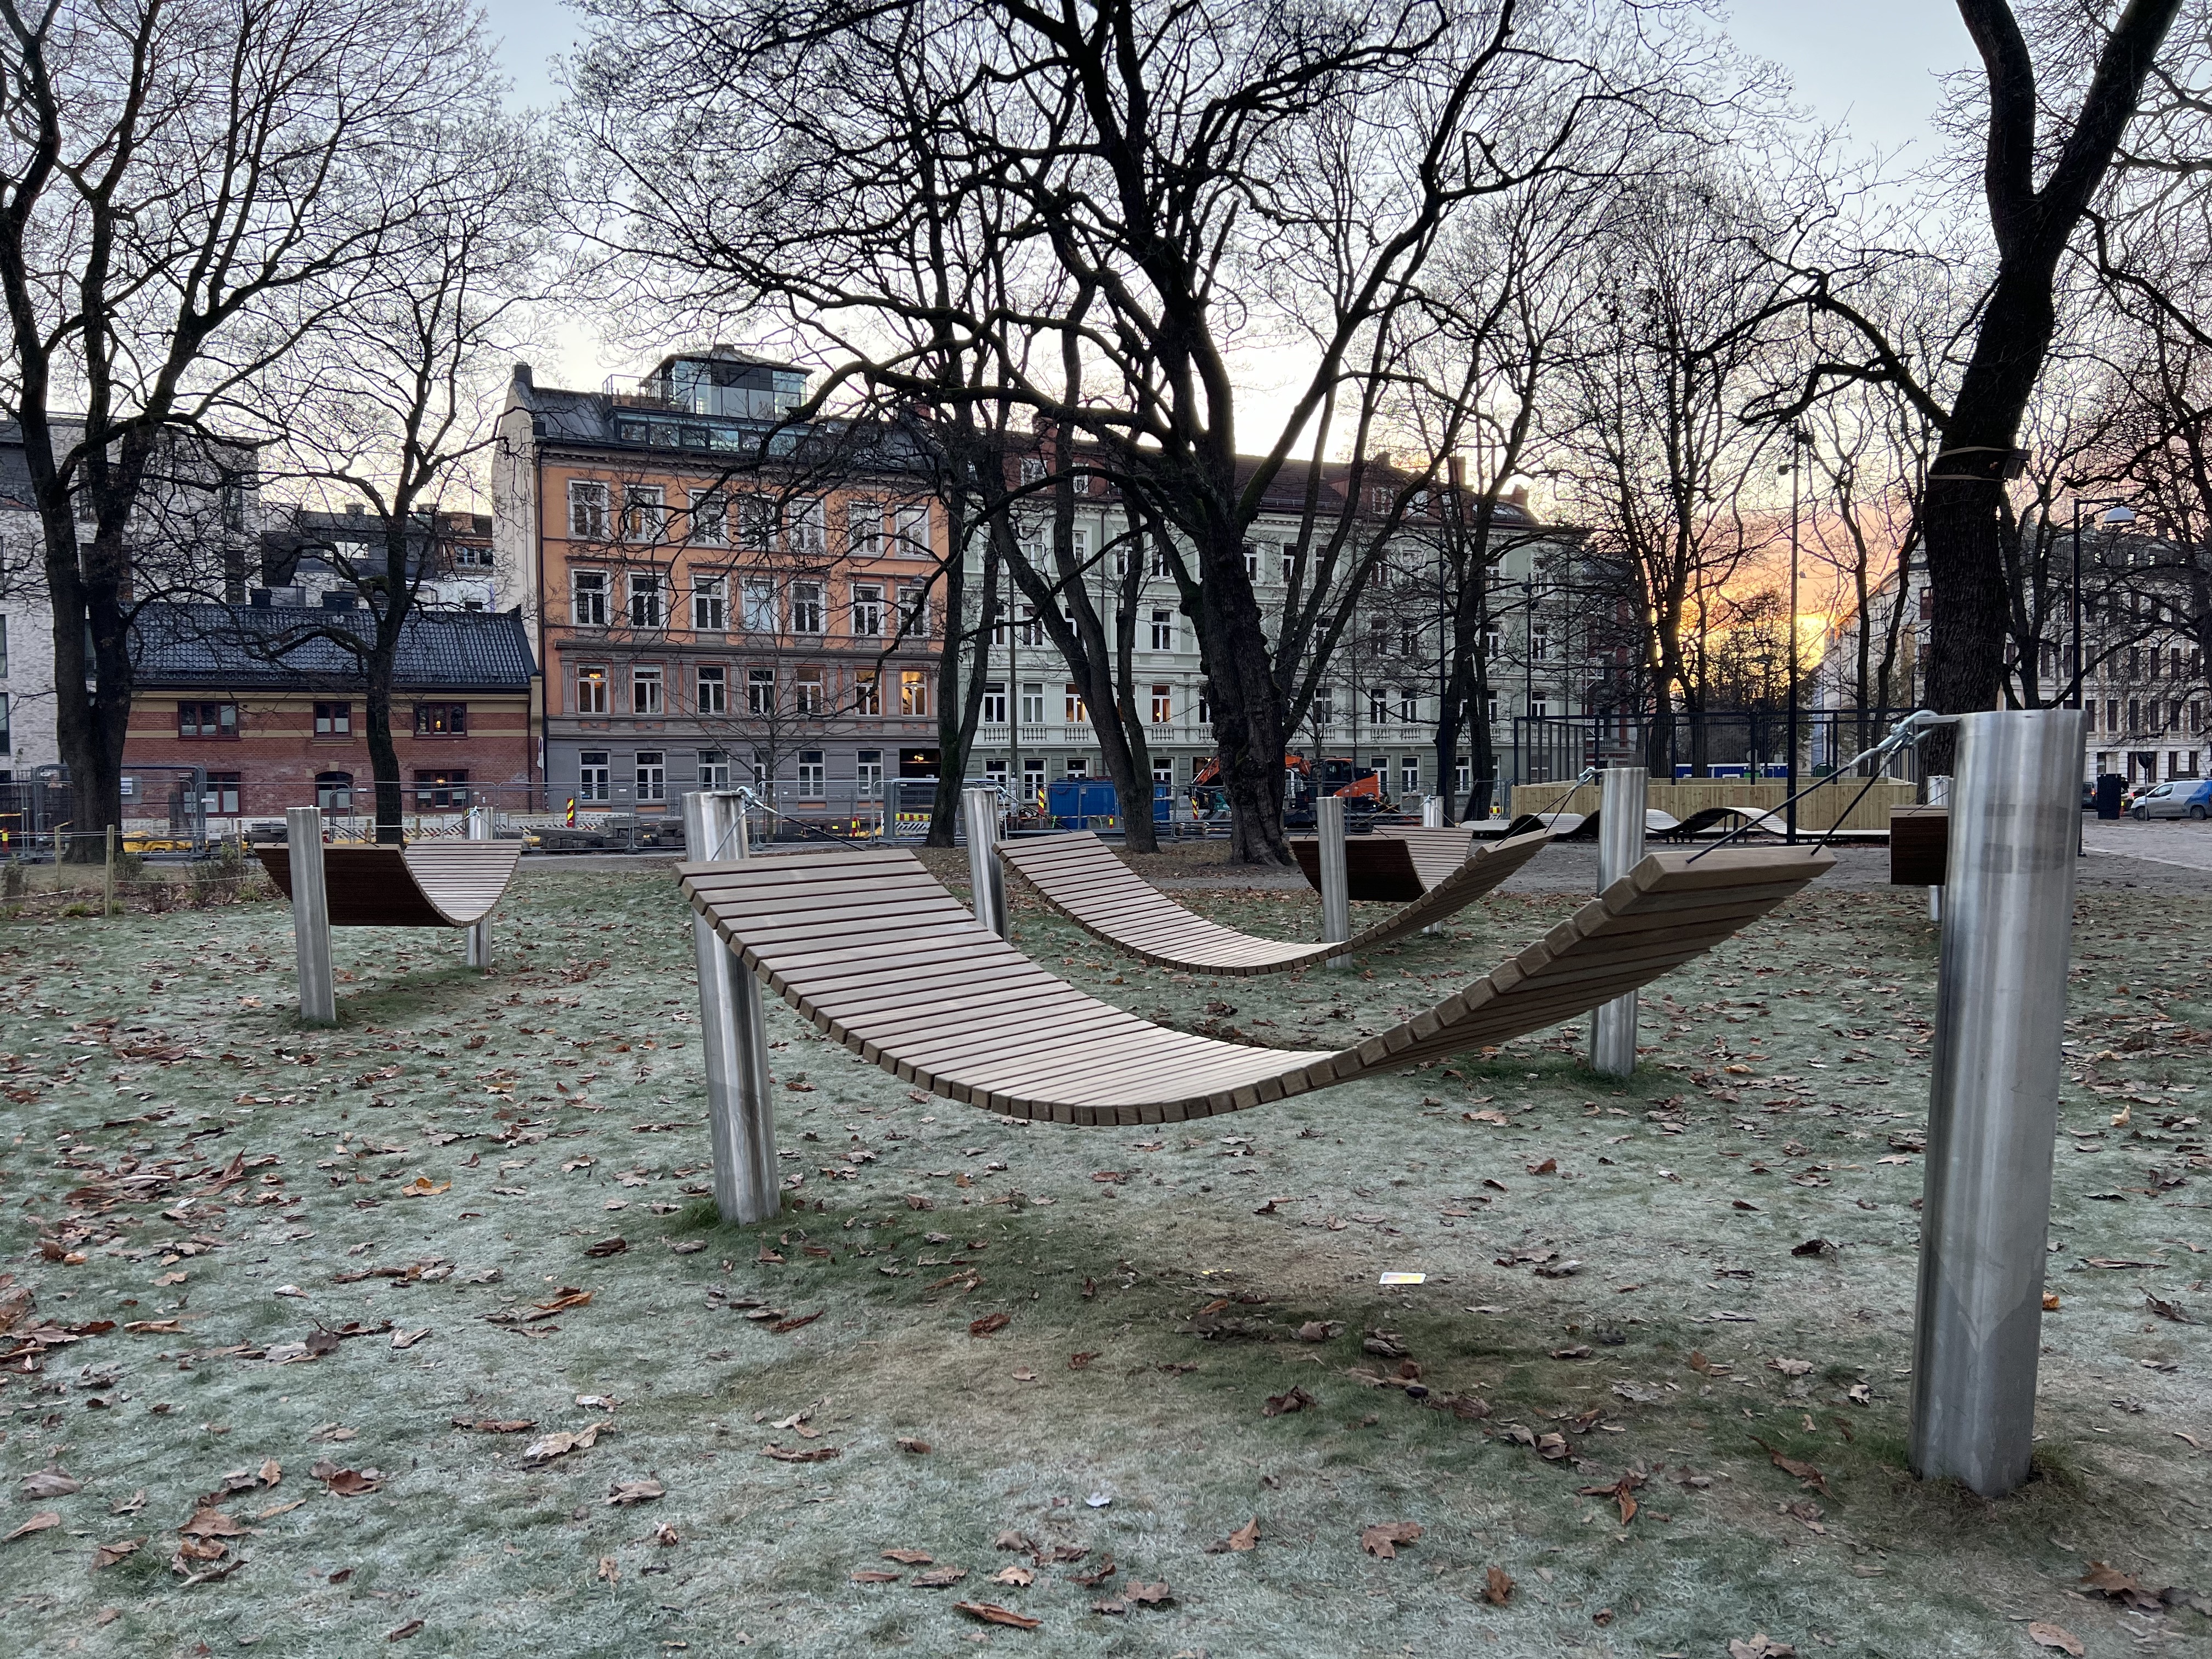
[1401,625,1421,658]
[315,771,353,811]
[2173,647,2187,680]
[1150,684,1172,725]
[202,772,241,815]
[2147,646,2161,680]
[0,613,7,675]
[735,494,775,551]
[698,751,731,789]
[898,582,930,638]
[1023,756,1047,797]
[313,701,351,738]
[1017,456,1046,486]
[1020,682,1044,724]
[2192,703,2204,735]
[623,486,667,542]
[748,668,776,714]
[857,749,884,798]
[1149,544,1172,579]
[981,682,1007,724]
[1456,753,1471,792]
[697,665,727,714]
[2129,647,2142,679]
[797,750,826,799]
[414,769,469,809]
[2085,699,2098,733]
[578,752,610,802]
[178,701,238,740]
[900,669,929,718]
[635,751,665,802]
[1369,687,1390,722]
[740,578,776,632]
[986,758,1009,784]
[1065,684,1086,724]
[1481,624,1500,660]
[1197,691,1211,725]
[413,702,467,737]
[632,667,664,715]
[453,544,492,567]
[1018,605,1046,646]
[891,504,930,555]
[789,499,827,556]
[793,667,825,715]
[1313,686,1335,724]
[1530,622,1551,662]
[853,670,881,717]
[1401,758,1420,795]
[567,480,610,539]
[847,501,881,558]
[1153,759,1173,785]
[1244,545,1260,579]
[577,667,609,715]
[791,581,824,635]
[1063,756,1088,778]
[2107,698,2121,733]
[1279,546,1295,584]
[2171,698,2185,731]
[692,576,727,632]
[629,571,666,630]
[687,490,727,546]
[0,692,9,756]
[2130,698,2142,731]
[571,569,610,627]
[851,583,884,636]
[1149,608,1175,651]
[1398,687,1418,723]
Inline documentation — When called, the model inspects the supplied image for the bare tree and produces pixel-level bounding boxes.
[570,0,1713,861]
[0,0,503,856]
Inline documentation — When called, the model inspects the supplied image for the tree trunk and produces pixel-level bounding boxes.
[49,526,133,864]
[366,653,404,843]
[924,495,977,848]
[1199,524,1291,864]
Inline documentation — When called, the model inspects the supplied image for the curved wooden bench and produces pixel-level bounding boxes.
[1288,827,1490,902]
[1001,827,1553,977]
[679,843,1831,1125]
[255,841,523,928]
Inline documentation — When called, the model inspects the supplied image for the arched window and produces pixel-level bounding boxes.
[315,771,353,811]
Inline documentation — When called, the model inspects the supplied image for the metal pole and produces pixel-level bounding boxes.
[683,789,780,1224]
[1588,767,1646,1077]
[286,805,336,1025]
[1925,774,1951,923]
[1908,707,2084,1498]
[1787,435,1801,843]
[2070,502,2084,710]
[465,806,492,968]
[104,823,116,917]
[1317,792,1350,967]
[962,786,1007,937]
[1421,794,1444,830]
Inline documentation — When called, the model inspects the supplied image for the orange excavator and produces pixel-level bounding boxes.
[1190,754,1387,826]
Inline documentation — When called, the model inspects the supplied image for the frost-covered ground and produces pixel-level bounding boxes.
[1,839,2206,1658]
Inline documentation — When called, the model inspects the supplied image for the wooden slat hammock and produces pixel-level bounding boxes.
[679,843,1832,1126]
[999,827,1552,976]
[255,841,523,928]
[1288,826,1491,902]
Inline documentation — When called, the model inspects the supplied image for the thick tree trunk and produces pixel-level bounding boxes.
[365,653,404,844]
[924,500,975,848]
[1199,526,1291,864]
[49,528,133,864]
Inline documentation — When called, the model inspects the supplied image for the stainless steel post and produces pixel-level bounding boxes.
[962,787,1008,937]
[286,805,336,1025]
[465,806,492,968]
[1317,793,1350,967]
[1926,774,1951,923]
[1421,795,1444,829]
[1588,767,1646,1077]
[1908,708,2083,1497]
[683,790,780,1224]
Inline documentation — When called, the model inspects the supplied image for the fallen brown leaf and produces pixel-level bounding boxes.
[179,1508,247,1539]
[309,1463,383,1497]
[896,1437,932,1454]
[1727,1640,1797,1659]
[910,1566,969,1587]
[850,1569,901,1584]
[1360,1521,1422,1558]
[397,1176,448,1198]
[19,1468,80,1499]
[2080,1560,2165,1611]
[1751,1438,1831,1497]
[454,1418,536,1434]
[1067,1351,1100,1370]
[760,1444,840,1463]
[3,1511,59,1543]
[968,1311,1011,1338]
[386,1620,424,1641]
[1482,1565,1514,1606]
[605,1480,664,1506]
[92,1537,143,1569]
[881,1548,935,1565]
[522,1424,605,1464]
[1262,1386,1316,1418]
[2025,1626,2082,1657]
[956,1601,1041,1630]
[1126,1580,1172,1605]
[1576,1470,1646,1526]
[990,1564,1035,1586]
[1226,1517,1260,1553]
[770,1310,825,1335]
[583,1237,627,1259]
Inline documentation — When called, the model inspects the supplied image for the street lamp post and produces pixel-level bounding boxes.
[1785,426,1810,844]
[2070,498,2136,711]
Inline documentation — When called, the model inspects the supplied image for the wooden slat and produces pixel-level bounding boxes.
[257,841,521,928]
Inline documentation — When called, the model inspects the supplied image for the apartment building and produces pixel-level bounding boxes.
[491,347,945,816]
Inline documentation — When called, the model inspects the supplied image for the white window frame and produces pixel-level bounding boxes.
[571,569,610,628]
[692,575,727,632]
[696,664,727,715]
[567,479,610,540]
[632,665,664,715]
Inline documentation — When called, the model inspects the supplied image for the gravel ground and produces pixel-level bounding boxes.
[1,845,2206,1658]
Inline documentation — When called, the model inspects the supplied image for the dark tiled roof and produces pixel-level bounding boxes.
[130,602,535,692]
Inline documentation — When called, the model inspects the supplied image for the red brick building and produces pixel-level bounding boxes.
[124,601,536,830]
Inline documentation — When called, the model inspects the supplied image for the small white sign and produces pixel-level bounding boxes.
[1378,1272,1426,1285]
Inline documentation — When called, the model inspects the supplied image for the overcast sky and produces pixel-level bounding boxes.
[478,0,1985,392]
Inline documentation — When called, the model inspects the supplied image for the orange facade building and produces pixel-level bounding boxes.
[491,347,947,818]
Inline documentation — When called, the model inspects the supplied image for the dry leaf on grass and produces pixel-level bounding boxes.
[583,1237,627,1259]
[180,1509,247,1539]
[3,1512,59,1543]
[850,1569,901,1584]
[596,1556,618,1584]
[910,1566,969,1587]
[760,1444,840,1463]
[770,1310,824,1335]
[1575,1471,1646,1525]
[522,1425,606,1465]
[1067,1351,1100,1370]
[604,1480,664,1506]
[1069,1556,1115,1587]
[1750,1438,1832,1497]
[1126,1581,1172,1606]
[969,1311,1011,1338]
[1262,1386,1316,1417]
[1226,1518,1260,1553]
[881,1548,934,1565]
[386,1620,424,1641]
[397,1176,448,1198]
[896,1438,932,1454]
[454,1418,535,1434]
[2080,1560,2167,1610]
[2025,1626,2083,1657]
[19,1468,80,1499]
[1359,1521,1422,1558]
[1482,1566,1514,1605]
[92,1537,143,1569]
[990,1565,1034,1586]
[1727,1639,1796,1659]
[956,1601,1040,1630]
[309,1463,383,1496]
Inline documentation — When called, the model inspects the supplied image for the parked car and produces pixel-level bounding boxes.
[2132,779,2212,820]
